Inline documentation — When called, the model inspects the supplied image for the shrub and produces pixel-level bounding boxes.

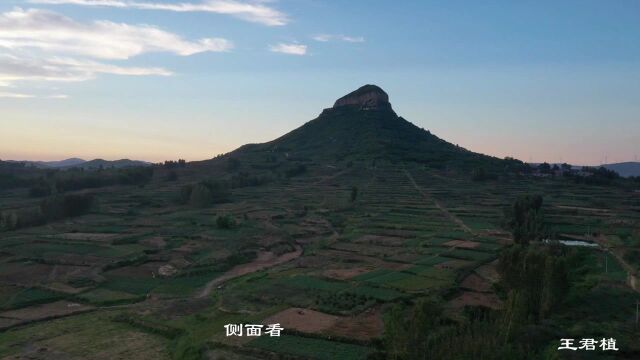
[226,158,241,171]
[216,214,236,229]
[189,184,214,208]
[40,193,94,221]
[117,167,154,186]
[472,167,496,181]
[182,179,231,207]
[230,172,272,188]
[0,207,45,231]
[166,171,178,181]
[180,184,193,204]
[504,194,546,245]
[29,181,51,197]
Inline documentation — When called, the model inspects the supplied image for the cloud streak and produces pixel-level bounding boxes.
[269,43,307,56]
[0,91,35,98]
[313,34,365,43]
[0,8,232,60]
[29,0,289,26]
[0,54,172,87]
[0,7,229,95]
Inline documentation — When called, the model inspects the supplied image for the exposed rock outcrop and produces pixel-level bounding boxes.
[333,84,392,110]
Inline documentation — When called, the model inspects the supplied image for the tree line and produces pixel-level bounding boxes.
[381,195,571,360]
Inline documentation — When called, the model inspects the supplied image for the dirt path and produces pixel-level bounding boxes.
[313,168,352,186]
[48,265,58,281]
[402,168,474,235]
[196,245,303,298]
[595,235,639,292]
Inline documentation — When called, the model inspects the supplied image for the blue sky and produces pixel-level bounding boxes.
[1,0,639,164]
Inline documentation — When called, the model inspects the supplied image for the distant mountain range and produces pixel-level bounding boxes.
[601,162,640,178]
[9,158,151,170]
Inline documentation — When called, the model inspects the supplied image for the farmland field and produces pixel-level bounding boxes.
[1,159,638,359]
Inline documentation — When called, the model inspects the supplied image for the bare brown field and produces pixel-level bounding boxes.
[448,291,502,310]
[328,307,384,341]
[0,301,94,329]
[460,273,493,292]
[323,267,371,280]
[262,307,340,333]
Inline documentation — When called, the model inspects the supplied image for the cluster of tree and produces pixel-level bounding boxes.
[53,167,153,192]
[1,193,94,231]
[468,157,534,181]
[162,159,186,169]
[503,194,547,245]
[0,161,44,190]
[529,162,626,187]
[180,179,231,207]
[498,245,569,321]
[41,193,95,220]
[380,296,530,360]
[382,245,569,360]
[503,157,532,174]
[0,207,45,231]
[350,186,359,202]
[569,166,620,186]
[316,291,373,315]
[535,162,555,174]
[230,172,272,188]
[28,180,52,197]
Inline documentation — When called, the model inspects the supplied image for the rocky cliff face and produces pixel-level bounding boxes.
[333,84,392,110]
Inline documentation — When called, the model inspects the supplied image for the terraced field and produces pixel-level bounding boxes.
[0,161,638,359]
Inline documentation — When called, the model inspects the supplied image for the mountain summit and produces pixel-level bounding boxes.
[226,85,502,170]
[333,84,392,111]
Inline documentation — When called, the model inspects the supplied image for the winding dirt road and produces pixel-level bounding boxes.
[196,245,303,298]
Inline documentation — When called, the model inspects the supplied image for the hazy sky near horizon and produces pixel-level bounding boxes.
[1,0,639,164]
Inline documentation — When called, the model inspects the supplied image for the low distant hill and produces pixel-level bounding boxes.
[64,159,151,170]
[603,162,640,178]
[8,158,86,169]
[9,158,150,170]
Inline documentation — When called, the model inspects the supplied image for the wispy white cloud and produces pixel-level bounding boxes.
[0,91,34,98]
[313,34,365,43]
[0,7,228,96]
[48,94,70,99]
[312,34,331,42]
[29,0,289,26]
[0,54,172,87]
[269,43,307,56]
[0,8,233,60]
